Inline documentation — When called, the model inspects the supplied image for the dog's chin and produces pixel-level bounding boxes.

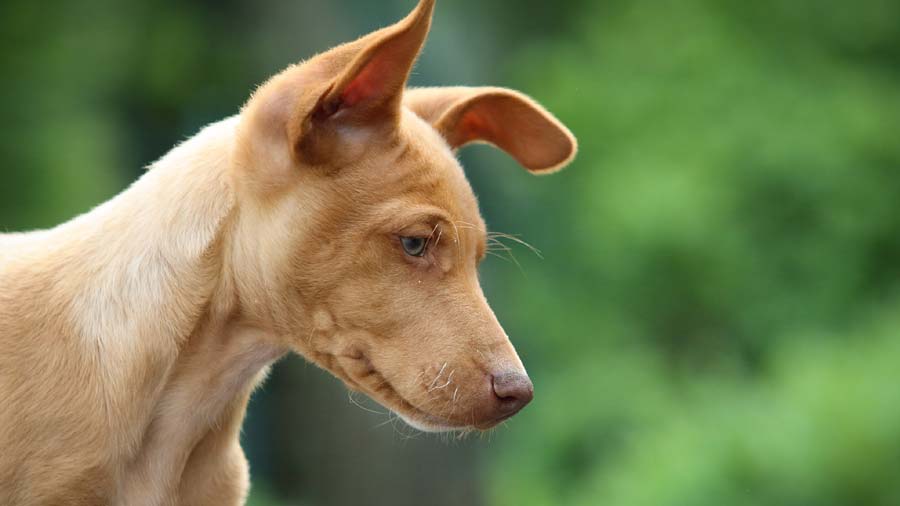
[394,411,468,433]
[394,409,518,433]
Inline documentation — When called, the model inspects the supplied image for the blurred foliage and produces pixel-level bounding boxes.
[2,0,899,505]
[484,1,900,505]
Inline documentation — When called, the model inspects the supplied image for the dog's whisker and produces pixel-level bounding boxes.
[448,220,464,263]
[427,379,452,391]
[495,241,525,273]
[347,390,387,416]
[372,409,401,430]
[427,368,454,392]
[453,219,482,230]
[427,381,450,392]
[485,251,512,263]
[431,225,443,249]
[487,231,543,259]
[486,240,514,254]
[427,362,448,390]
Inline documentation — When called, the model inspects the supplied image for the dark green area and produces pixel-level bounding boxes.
[2,1,899,505]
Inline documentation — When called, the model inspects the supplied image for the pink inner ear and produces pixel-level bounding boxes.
[444,94,574,172]
[340,57,392,108]
[457,110,493,146]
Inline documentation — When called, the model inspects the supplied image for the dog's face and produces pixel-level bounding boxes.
[229,0,575,431]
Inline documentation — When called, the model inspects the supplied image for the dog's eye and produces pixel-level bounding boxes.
[400,236,428,257]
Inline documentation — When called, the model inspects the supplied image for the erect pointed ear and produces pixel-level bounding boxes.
[322,0,433,118]
[404,86,577,174]
[295,0,435,164]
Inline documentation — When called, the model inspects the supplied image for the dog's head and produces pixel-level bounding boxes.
[229,0,575,431]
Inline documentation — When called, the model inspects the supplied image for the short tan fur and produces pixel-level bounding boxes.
[0,1,576,504]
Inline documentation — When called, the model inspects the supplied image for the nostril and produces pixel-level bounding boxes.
[491,372,534,414]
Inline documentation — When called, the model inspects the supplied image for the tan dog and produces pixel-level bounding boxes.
[0,1,576,504]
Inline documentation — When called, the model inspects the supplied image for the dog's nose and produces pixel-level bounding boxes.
[491,371,534,416]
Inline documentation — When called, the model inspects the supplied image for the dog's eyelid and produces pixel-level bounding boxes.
[391,213,449,236]
[395,222,437,238]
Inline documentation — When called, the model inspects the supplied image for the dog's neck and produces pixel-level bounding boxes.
[59,116,291,501]
[42,115,283,446]
[50,117,256,380]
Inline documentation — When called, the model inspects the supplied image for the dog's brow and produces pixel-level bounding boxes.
[405,211,450,227]
[375,202,452,230]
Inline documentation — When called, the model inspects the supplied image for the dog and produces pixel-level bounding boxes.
[0,0,576,504]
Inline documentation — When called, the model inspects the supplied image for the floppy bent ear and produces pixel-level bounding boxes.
[404,87,577,174]
[295,0,434,163]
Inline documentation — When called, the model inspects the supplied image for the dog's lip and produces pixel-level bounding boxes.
[395,410,469,433]
[329,330,463,429]
[337,347,521,431]
[341,358,519,432]
[371,380,467,430]
[337,353,474,431]
[474,411,518,430]
[337,353,460,429]
[416,410,515,432]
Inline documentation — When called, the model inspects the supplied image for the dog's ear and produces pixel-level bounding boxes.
[294,0,435,164]
[404,87,577,174]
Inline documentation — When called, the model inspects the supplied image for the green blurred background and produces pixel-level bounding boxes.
[3,0,900,504]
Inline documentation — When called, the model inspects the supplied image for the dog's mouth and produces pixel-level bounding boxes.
[331,352,473,432]
[353,368,516,433]
[394,410,464,433]
[358,369,469,433]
